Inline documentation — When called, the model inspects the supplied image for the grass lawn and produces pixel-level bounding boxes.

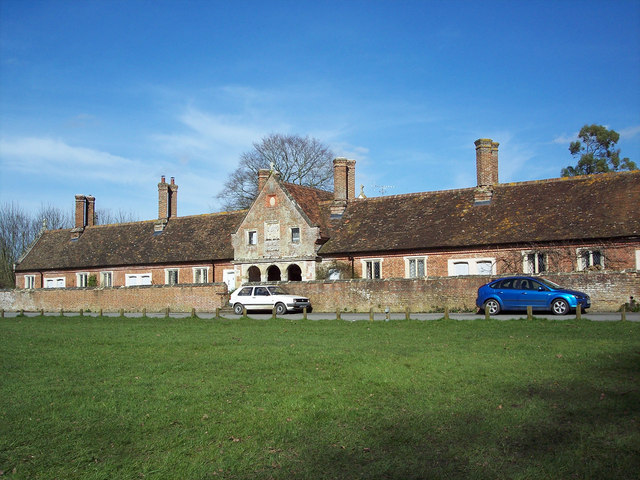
[1,316,638,479]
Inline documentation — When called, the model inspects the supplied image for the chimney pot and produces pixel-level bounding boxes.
[170,177,175,185]
[161,175,166,183]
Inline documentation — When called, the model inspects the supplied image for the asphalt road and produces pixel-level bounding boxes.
[2,311,638,322]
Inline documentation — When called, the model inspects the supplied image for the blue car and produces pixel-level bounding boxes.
[476,276,591,315]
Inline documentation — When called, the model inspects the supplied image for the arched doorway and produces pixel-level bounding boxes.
[247,266,261,283]
[267,265,281,281]
[287,264,302,281]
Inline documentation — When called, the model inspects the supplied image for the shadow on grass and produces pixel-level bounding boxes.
[281,350,640,480]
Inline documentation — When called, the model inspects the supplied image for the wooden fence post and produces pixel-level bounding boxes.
[485,307,490,320]
[303,307,307,320]
[576,304,582,321]
[0,309,4,318]
[369,308,374,322]
[527,305,533,321]
[191,308,197,318]
[79,309,84,317]
[336,309,341,321]
[405,306,410,321]
[272,306,276,319]
[243,307,247,317]
[215,307,220,318]
[165,307,169,318]
[444,306,449,321]
[621,305,627,322]
[120,308,125,318]
[60,308,64,317]
[99,308,103,317]
[40,309,44,316]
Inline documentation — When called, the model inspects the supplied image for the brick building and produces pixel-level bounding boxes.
[14,139,640,292]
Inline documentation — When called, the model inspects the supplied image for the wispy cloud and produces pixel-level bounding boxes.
[0,136,148,184]
[620,125,640,139]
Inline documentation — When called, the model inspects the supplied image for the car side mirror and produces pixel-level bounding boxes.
[538,286,544,291]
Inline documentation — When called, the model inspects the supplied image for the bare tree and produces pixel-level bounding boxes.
[0,202,73,288]
[95,208,139,225]
[216,133,335,211]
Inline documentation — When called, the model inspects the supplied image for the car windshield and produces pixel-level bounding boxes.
[267,286,287,295]
[538,278,562,289]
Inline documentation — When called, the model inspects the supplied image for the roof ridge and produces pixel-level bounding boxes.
[282,181,333,195]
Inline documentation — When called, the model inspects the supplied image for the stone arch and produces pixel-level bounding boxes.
[247,266,261,283]
[287,264,302,282]
[267,265,281,282]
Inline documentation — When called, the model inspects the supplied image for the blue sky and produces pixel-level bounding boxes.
[1,0,639,221]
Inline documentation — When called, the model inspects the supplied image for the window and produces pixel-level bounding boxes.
[125,274,151,286]
[248,230,257,245]
[523,252,546,274]
[578,249,603,270]
[476,261,493,275]
[453,262,469,276]
[45,277,65,288]
[77,273,88,287]
[166,269,179,285]
[363,259,382,279]
[291,227,300,243]
[25,275,35,289]
[448,258,496,276]
[636,250,640,270]
[100,272,113,287]
[193,267,208,284]
[237,287,253,296]
[405,257,426,278]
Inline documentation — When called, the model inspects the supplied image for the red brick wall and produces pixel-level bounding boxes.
[1,283,228,313]
[3,272,638,313]
[282,272,639,313]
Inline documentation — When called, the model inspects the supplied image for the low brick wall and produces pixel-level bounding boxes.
[0,283,229,313]
[1,272,637,313]
[281,272,640,313]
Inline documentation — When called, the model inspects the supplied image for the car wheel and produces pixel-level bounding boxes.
[551,298,569,315]
[275,303,287,315]
[233,303,245,315]
[484,299,501,316]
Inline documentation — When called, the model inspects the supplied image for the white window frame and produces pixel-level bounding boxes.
[247,230,257,245]
[76,272,89,288]
[165,268,179,285]
[291,227,300,243]
[25,275,35,289]
[100,271,113,287]
[125,273,152,286]
[45,277,66,288]
[447,258,496,276]
[361,258,383,279]
[522,251,547,274]
[193,267,209,284]
[636,250,640,270]
[404,256,427,278]
[577,248,604,271]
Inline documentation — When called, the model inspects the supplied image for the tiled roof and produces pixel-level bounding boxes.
[15,211,246,272]
[319,171,640,255]
[282,182,334,232]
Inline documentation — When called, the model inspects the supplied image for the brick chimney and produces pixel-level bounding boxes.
[75,194,87,229]
[72,194,95,238]
[474,139,499,204]
[156,176,178,232]
[86,196,95,227]
[475,138,499,186]
[258,169,271,193]
[331,158,356,217]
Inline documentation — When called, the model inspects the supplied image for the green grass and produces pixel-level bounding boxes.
[1,316,638,479]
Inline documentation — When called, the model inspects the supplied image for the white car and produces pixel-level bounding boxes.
[229,285,311,315]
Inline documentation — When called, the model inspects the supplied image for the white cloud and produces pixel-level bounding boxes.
[620,125,640,139]
[0,136,148,184]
